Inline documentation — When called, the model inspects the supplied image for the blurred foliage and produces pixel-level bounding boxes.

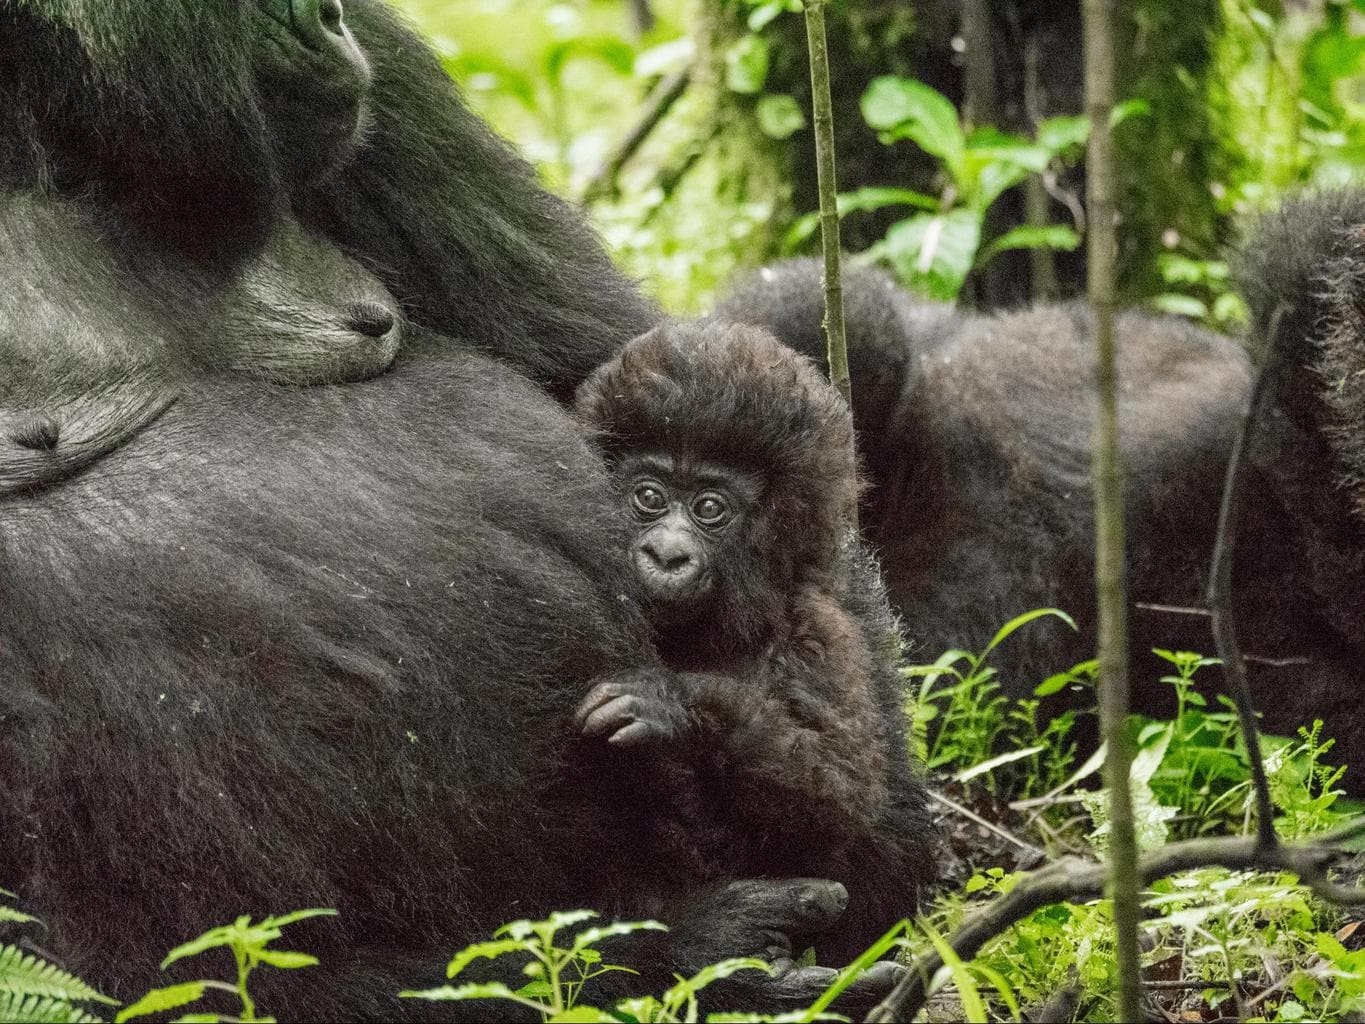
[397,0,1365,317]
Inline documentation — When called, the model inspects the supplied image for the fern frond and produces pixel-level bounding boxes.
[0,992,104,1024]
[0,944,115,1005]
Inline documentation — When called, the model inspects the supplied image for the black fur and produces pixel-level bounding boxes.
[716,257,1365,765]
[0,2,924,1018]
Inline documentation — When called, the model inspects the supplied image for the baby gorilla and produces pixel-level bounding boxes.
[573,321,934,950]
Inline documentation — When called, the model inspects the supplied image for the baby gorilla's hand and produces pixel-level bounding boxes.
[575,669,693,746]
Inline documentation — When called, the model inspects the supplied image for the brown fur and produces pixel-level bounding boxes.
[574,321,934,963]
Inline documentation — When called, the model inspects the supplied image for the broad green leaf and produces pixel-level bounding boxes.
[115,983,207,1023]
[1035,114,1091,154]
[746,0,799,31]
[861,76,965,175]
[545,37,635,84]
[976,225,1081,268]
[1150,293,1209,319]
[725,35,770,95]
[756,94,806,139]
[873,209,981,301]
[783,187,937,250]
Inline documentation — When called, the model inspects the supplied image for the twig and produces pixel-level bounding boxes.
[1134,602,1212,617]
[929,791,1047,861]
[864,826,1365,1023]
[580,69,690,202]
[1205,303,1290,853]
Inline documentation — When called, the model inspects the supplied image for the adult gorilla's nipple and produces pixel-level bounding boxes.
[10,412,60,451]
[346,302,397,340]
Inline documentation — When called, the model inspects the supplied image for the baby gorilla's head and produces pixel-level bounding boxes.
[576,320,859,655]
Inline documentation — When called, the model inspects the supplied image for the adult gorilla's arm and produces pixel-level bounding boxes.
[301,1,660,395]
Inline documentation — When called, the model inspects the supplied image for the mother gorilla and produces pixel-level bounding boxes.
[0,2,931,1018]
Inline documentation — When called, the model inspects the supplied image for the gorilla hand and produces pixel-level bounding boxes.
[670,879,908,1012]
[575,668,693,746]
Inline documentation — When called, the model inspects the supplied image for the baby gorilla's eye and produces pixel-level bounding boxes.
[631,483,668,516]
[692,493,728,526]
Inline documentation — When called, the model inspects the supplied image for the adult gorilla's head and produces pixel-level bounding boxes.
[0,1,370,253]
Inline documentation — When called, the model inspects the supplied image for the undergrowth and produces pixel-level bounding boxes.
[3,611,1359,1023]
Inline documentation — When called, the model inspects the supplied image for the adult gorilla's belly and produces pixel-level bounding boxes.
[0,350,645,972]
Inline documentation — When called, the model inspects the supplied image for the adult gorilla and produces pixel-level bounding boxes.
[716,259,1364,762]
[0,1,933,1018]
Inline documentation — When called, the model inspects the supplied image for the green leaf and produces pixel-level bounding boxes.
[1035,114,1091,154]
[746,0,798,31]
[252,949,319,970]
[546,1008,616,1023]
[445,939,529,979]
[1111,98,1151,126]
[0,907,40,927]
[872,209,981,301]
[756,94,806,139]
[633,38,694,78]
[401,982,525,1002]
[725,35,770,95]
[259,908,336,931]
[976,225,1081,268]
[955,745,1048,785]
[782,186,937,251]
[115,982,207,1023]
[570,921,666,955]
[160,929,234,970]
[545,37,636,85]
[1150,293,1208,319]
[861,76,965,176]
[983,608,1077,659]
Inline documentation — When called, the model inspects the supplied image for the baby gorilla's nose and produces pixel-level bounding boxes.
[641,536,693,573]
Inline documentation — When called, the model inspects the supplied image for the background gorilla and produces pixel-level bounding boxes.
[715,256,1365,765]
[0,0,929,1018]
[574,322,935,961]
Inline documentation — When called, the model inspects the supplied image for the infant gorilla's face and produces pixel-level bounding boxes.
[615,453,762,611]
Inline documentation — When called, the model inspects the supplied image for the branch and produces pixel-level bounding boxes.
[580,69,690,203]
[1205,303,1291,853]
[800,0,850,415]
[865,825,1365,1023]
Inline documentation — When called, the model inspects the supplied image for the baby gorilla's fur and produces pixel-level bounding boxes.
[574,321,936,964]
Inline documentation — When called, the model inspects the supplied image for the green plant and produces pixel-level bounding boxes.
[115,909,336,1024]
[783,80,1139,300]
[0,890,115,1024]
[906,607,1079,791]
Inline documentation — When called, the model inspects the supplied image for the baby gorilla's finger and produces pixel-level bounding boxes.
[581,694,644,738]
[608,719,658,746]
[573,680,625,731]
